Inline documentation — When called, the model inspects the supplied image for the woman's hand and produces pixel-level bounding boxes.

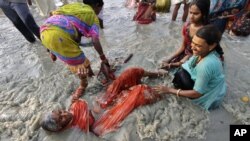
[77,67,88,79]
[160,62,172,70]
[152,85,170,94]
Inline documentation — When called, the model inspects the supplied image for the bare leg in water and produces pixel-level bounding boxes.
[172,3,181,21]
[182,3,189,22]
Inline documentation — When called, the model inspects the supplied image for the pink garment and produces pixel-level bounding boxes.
[133,2,156,24]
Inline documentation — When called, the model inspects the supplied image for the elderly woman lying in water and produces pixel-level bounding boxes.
[40,67,167,134]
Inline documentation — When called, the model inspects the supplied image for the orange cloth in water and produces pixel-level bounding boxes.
[69,99,95,132]
[93,84,161,136]
[133,2,156,24]
[98,67,145,108]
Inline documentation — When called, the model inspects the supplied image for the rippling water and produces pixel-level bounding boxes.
[0,0,250,141]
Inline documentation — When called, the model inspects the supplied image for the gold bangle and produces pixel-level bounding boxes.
[176,89,181,97]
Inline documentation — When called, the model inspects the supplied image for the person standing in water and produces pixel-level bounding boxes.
[0,0,40,43]
[172,0,192,22]
[40,0,112,99]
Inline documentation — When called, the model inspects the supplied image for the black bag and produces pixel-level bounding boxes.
[172,68,194,90]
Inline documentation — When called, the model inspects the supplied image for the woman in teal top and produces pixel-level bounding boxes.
[153,25,226,110]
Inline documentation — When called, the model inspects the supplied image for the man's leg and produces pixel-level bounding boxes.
[172,3,181,21]
[182,3,189,22]
[11,2,40,40]
[0,2,36,42]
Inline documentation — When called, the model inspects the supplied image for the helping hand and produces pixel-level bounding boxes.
[152,85,170,94]
[77,67,88,79]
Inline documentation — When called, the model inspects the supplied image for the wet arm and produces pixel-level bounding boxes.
[99,18,104,29]
[92,38,105,59]
[143,70,166,78]
[167,88,201,99]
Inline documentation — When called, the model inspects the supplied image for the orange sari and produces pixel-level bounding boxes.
[97,68,145,109]
[93,84,161,136]
[69,100,95,132]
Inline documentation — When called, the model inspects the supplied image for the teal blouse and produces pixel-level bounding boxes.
[182,51,226,110]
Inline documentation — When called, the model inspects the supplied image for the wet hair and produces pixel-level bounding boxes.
[196,24,224,56]
[190,0,210,25]
[41,112,60,132]
[83,0,104,7]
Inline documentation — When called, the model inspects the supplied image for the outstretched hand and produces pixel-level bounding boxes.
[77,67,88,79]
[152,85,170,94]
[160,62,171,70]
[101,59,115,80]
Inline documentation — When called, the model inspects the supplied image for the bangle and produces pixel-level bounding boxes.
[176,89,181,97]
[100,54,106,61]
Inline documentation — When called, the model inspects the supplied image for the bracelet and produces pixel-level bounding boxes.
[176,89,181,97]
[100,54,106,61]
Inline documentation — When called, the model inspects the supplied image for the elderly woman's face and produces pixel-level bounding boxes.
[52,110,73,130]
[191,35,210,57]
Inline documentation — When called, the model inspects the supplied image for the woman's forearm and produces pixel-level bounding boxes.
[92,38,105,57]
[168,88,201,99]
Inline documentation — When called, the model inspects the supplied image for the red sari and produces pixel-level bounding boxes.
[133,2,156,24]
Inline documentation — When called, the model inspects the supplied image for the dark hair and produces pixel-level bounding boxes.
[83,0,104,7]
[190,0,210,25]
[196,24,224,56]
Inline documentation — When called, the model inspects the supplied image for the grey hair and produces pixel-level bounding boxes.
[41,112,59,132]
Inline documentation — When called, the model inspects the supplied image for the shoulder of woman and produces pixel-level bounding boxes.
[198,53,222,69]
